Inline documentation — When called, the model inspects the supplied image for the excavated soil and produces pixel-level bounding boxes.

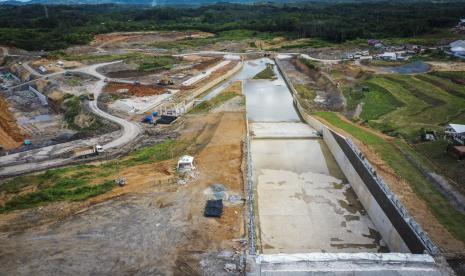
[0,95,25,150]
[103,82,167,96]
[92,31,214,49]
[0,111,246,275]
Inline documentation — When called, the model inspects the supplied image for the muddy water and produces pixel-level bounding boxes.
[244,58,387,253]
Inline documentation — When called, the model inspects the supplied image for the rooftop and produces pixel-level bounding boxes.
[448,123,465,134]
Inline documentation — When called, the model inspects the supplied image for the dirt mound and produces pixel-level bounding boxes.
[93,31,214,46]
[192,57,222,71]
[0,95,25,150]
[104,82,167,96]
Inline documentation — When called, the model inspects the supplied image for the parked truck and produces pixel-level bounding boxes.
[73,145,104,158]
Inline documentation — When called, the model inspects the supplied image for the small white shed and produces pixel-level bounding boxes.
[177,155,195,172]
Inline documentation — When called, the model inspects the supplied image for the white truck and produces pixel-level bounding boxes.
[73,145,104,158]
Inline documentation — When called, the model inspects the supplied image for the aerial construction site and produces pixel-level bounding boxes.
[0,26,465,275]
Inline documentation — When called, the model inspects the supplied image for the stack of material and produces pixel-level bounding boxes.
[204,199,223,217]
[156,115,177,125]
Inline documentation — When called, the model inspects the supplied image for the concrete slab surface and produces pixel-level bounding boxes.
[252,139,387,254]
[251,122,319,139]
[248,253,445,276]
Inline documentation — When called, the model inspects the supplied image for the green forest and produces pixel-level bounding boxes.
[0,2,464,50]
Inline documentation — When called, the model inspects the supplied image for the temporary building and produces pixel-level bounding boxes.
[177,155,195,172]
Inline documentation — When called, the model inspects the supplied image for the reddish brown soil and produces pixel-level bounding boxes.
[0,95,24,150]
[104,82,167,96]
[192,57,222,71]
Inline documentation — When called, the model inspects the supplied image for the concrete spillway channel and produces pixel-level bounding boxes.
[223,58,447,275]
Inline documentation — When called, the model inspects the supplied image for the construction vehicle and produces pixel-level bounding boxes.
[157,77,173,86]
[73,145,104,158]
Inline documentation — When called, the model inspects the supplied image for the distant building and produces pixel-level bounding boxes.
[447,145,465,160]
[445,123,465,144]
[374,43,385,49]
[449,40,465,57]
[378,52,397,61]
[38,65,47,74]
[368,39,381,46]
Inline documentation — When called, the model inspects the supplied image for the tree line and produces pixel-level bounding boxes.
[0,2,464,50]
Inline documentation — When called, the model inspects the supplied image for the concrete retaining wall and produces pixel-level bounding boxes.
[275,58,438,255]
[322,126,411,253]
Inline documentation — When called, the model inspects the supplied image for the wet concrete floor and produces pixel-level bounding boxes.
[252,139,388,253]
[244,58,387,254]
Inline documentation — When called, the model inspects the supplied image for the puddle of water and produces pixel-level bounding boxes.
[244,80,301,122]
[386,61,430,74]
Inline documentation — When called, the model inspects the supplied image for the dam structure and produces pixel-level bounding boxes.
[233,57,446,275]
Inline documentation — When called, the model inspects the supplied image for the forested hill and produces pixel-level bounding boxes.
[1,0,460,5]
[0,2,464,50]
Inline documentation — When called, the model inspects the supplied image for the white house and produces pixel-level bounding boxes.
[445,123,465,144]
[177,155,195,172]
[450,40,465,57]
[38,65,48,74]
[378,52,397,61]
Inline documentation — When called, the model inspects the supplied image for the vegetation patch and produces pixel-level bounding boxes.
[64,96,81,129]
[345,82,403,121]
[0,164,115,212]
[345,74,465,140]
[137,55,178,71]
[0,138,188,212]
[415,140,465,189]
[151,30,282,50]
[59,52,179,71]
[294,83,319,112]
[313,111,465,243]
[253,64,276,80]
[64,95,104,133]
[299,57,320,71]
[190,92,238,114]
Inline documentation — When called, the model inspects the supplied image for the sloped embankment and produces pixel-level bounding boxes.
[0,95,24,150]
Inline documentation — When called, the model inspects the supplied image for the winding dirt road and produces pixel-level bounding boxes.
[0,61,141,177]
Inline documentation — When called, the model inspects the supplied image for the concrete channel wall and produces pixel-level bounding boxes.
[274,58,438,255]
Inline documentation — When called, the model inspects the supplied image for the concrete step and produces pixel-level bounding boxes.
[250,122,319,139]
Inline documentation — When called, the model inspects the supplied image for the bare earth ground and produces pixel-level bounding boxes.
[0,94,25,150]
[314,115,465,253]
[0,111,246,275]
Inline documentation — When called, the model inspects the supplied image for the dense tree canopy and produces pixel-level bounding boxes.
[0,2,464,50]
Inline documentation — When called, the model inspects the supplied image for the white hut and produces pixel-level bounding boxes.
[177,155,195,172]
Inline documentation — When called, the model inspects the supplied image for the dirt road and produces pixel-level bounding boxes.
[0,61,141,176]
[88,80,141,150]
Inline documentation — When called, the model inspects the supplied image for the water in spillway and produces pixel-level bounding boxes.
[241,58,387,254]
